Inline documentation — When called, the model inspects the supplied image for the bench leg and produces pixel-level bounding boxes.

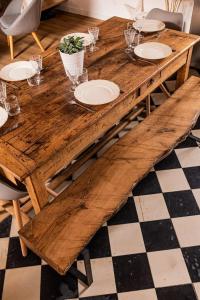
[189,133,200,143]
[69,248,93,287]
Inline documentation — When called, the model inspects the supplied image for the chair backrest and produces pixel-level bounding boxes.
[146,8,184,31]
[2,0,42,36]
[0,175,27,201]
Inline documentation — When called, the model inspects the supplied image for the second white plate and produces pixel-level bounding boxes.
[74,80,120,105]
[133,19,165,33]
[0,61,37,82]
[134,42,172,60]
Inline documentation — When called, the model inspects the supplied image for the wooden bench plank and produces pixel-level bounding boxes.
[19,76,200,276]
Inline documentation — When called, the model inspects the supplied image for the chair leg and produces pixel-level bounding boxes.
[8,35,14,60]
[12,200,28,257]
[31,32,45,52]
[146,94,151,116]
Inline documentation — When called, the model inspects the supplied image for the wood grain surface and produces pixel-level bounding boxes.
[19,76,200,275]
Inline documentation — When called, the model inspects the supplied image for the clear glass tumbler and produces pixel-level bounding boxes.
[4,94,20,116]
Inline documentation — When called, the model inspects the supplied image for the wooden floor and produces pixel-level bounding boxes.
[0,11,100,68]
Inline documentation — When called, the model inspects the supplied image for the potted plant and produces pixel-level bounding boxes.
[59,36,84,77]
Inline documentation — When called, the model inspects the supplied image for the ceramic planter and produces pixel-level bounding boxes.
[59,50,84,77]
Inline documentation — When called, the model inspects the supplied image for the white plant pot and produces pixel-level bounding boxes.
[59,50,84,77]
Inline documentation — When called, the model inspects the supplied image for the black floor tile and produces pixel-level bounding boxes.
[182,246,200,282]
[86,227,111,259]
[0,216,12,238]
[0,270,5,300]
[6,237,41,269]
[193,117,200,130]
[141,219,179,252]
[156,284,197,300]
[133,172,162,196]
[175,137,197,149]
[155,151,181,171]
[80,294,118,300]
[113,253,154,293]
[164,190,200,218]
[108,197,138,225]
[183,167,200,189]
[41,264,78,300]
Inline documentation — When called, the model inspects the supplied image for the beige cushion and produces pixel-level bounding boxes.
[21,0,32,13]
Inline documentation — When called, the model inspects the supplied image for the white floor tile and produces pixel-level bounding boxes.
[118,289,158,300]
[192,189,200,209]
[192,129,200,139]
[78,257,116,298]
[193,282,200,300]
[156,169,190,193]
[108,223,145,256]
[172,215,200,247]
[151,93,167,106]
[134,194,170,222]
[2,266,41,300]
[175,148,200,168]
[0,238,9,270]
[148,249,191,288]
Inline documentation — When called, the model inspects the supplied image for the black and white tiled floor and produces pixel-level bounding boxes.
[1,90,200,299]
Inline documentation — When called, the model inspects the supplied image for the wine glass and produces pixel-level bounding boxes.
[66,68,80,92]
[88,27,99,52]
[124,29,136,53]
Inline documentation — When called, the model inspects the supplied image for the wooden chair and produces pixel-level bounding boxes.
[19,76,200,292]
[0,0,44,60]
[0,175,28,256]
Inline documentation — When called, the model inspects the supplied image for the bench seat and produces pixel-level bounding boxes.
[19,76,200,276]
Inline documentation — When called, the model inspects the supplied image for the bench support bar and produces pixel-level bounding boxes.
[189,133,200,143]
[68,248,93,287]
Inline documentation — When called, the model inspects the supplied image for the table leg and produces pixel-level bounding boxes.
[25,173,49,214]
[176,47,193,89]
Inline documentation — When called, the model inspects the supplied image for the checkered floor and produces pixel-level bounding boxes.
[1,84,200,299]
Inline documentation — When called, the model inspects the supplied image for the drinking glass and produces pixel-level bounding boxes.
[27,55,43,86]
[4,94,20,116]
[30,55,43,71]
[88,27,99,52]
[27,73,41,86]
[78,68,88,84]
[66,68,80,92]
[124,29,136,53]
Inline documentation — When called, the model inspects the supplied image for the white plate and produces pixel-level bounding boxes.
[133,19,165,33]
[61,33,92,47]
[74,80,120,105]
[0,61,37,82]
[0,107,8,128]
[134,42,172,60]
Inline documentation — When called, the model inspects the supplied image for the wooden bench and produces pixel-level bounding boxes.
[19,76,200,288]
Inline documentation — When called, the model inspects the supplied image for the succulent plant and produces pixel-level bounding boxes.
[59,36,84,55]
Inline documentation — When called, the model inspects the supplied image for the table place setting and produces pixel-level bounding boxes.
[124,16,173,66]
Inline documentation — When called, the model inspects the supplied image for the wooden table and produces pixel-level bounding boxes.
[0,17,199,214]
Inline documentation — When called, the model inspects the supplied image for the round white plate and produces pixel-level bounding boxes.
[134,42,172,60]
[0,61,37,82]
[61,33,92,47]
[74,80,120,105]
[133,19,165,33]
[0,107,8,128]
